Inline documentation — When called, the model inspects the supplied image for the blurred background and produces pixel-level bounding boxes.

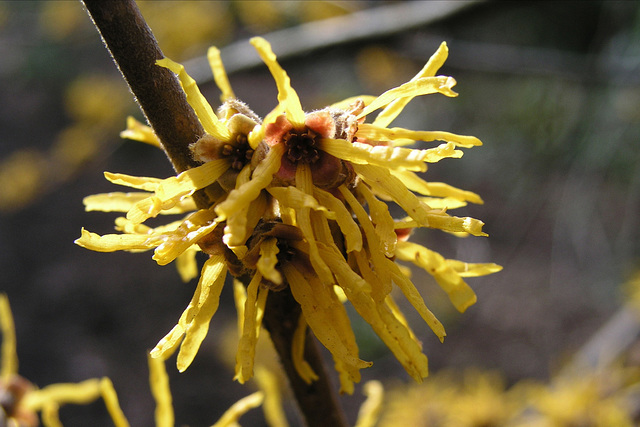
[1,1,639,425]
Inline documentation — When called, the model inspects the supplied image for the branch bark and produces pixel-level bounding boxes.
[262,287,349,427]
[82,0,207,208]
[81,1,348,426]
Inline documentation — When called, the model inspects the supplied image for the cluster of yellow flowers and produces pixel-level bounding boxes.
[379,366,640,427]
[1,293,387,427]
[76,37,501,394]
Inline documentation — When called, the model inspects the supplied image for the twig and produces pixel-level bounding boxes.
[81,0,204,175]
[262,287,349,427]
[80,1,347,426]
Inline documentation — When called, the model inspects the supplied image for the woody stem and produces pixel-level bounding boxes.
[262,286,349,427]
[81,1,348,426]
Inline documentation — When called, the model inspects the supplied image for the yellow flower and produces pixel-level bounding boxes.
[76,37,501,393]
[0,294,128,427]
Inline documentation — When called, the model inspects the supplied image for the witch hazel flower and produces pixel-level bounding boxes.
[76,37,501,394]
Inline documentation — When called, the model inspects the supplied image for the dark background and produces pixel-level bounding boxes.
[1,1,639,425]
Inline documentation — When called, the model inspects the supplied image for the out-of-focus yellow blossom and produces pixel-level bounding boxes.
[65,75,132,128]
[356,46,415,92]
[298,1,354,23]
[137,1,234,60]
[39,2,90,41]
[234,1,285,34]
[378,369,518,427]
[77,37,500,394]
[0,294,128,427]
[518,370,636,427]
[0,73,133,213]
[623,270,640,311]
[378,363,640,427]
[0,150,47,212]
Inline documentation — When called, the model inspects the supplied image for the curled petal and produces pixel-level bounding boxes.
[250,37,305,128]
[104,171,162,192]
[120,116,161,147]
[357,76,458,119]
[445,260,503,277]
[148,354,174,427]
[99,378,130,427]
[386,258,446,341]
[156,57,231,141]
[215,143,284,221]
[268,186,333,218]
[83,192,196,214]
[176,246,199,283]
[396,241,478,313]
[74,228,156,252]
[176,256,228,372]
[292,315,319,384]
[208,46,235,103]
[354,164,432,227]
[284,264,371,373]
[354,380,384,427]
[22,379,101,411]
[235,274,268,383]
[0,294,18,380]
[319,246,428,381]
[127,159,229,224]
[323,138,452,172]
[257,237,282,285]
[357,124,482,148]
[313,188,362,253]
[373,41,449,128]
[211,391,264,427]
[390,170,484,204]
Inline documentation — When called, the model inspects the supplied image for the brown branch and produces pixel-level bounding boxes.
[262,287,349,427]
[80,1,348,426]
[81,0,210,208]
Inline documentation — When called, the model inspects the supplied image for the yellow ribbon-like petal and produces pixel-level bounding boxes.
[120,116,161,147]
[354,163,432,227]
[148,354,174,427]
[390,170,484,204]
[357,76,458,119]
[396,241,478,313]
[0,294,18,380]
[157,57,231,141]
[284,264,371,373]
[104,171,162,192]
[74,228,157,252]
[177,256,228,372]
[22,379,101,410]
[127,158,229,224]
[323,138,458,172]
[445,260,503,277]
[268,186,333,218]
[313,187,362,253]
[319,246,428,381]
[386,258,446,341]
[208,46,235,103]
[357,124,483,148]
[235,273,268,383]
[250,37,305,128]
[99,378,130,427]
[373,41,449,128]
[210,391,264,427]
[358,184,396,257]
[291,315,319,384]
[257,237,282,285]
[215,143,284,221]
[354,381,385,427]
[83,192,196,214]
